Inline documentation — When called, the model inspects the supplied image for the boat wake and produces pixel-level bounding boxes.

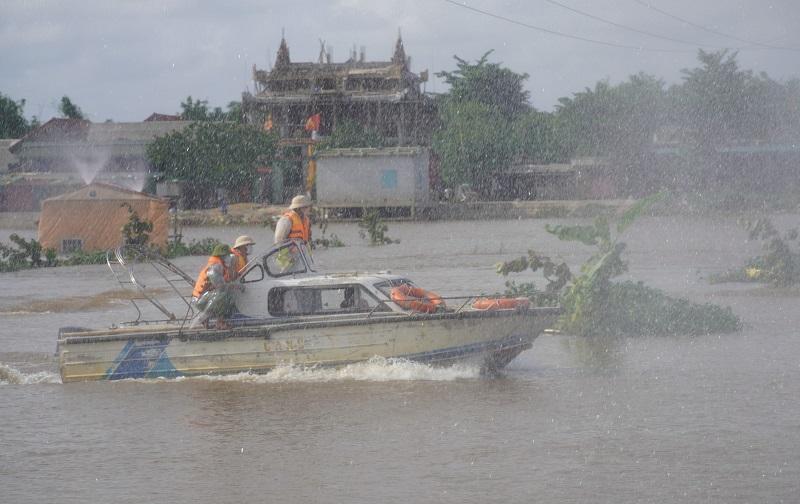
[0,363,61,385]
[183,356,482,383]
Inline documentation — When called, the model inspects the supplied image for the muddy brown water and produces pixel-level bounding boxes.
[2,216,799,503]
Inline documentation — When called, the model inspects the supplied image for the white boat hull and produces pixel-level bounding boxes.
[57,308,559,382]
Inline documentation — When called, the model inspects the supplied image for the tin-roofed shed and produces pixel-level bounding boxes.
[316,147,430,214]
[38,182,169,253]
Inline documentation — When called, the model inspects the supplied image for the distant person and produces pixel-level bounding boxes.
[340,287,370,310]
[191,244,235,328]
[230,235,255,278]
[274,194,313,246]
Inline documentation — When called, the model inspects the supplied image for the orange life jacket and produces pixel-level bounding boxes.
[283,210,311,243]
[231,248,248,277]
[192,255,229,299]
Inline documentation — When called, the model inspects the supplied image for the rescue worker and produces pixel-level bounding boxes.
[191,244,235,329]
[274,194,313,246]
[230,235,255,279]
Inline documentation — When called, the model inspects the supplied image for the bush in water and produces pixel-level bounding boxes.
[710,216,800,287]
[496,193,741,337]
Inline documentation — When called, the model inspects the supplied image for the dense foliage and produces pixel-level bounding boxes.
[147,121,277,207]
[432,99,516,192]
[431,49,800,200]
[496,194,741,337]
[323,118,384,149]
[180,96,242,122]
[0,92,31,138]
[58,96,84,120]
[710,217,800,287]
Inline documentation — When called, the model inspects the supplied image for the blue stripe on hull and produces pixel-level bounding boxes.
[104,339,181,380]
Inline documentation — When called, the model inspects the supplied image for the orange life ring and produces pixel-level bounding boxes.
[471,297,530,311]
[390,284,445,313]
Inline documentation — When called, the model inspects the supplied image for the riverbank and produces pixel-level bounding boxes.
[0,199,636,230]
[3,193,798,230]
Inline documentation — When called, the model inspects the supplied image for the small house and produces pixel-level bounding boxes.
[38,182,169,253]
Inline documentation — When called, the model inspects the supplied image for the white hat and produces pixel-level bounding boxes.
[289,194,313,210]
[233,235,255,249]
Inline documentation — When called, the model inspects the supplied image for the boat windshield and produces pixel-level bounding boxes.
[263,241,312,277]
[374,278,413,298]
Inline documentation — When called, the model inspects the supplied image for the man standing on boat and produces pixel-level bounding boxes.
[274,194,312,246]
[230,235,255,279]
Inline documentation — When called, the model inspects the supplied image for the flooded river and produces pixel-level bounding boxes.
[1,216,799,503]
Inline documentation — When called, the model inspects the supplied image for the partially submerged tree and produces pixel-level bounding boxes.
[496,193,741,337]
[711,217,800,287]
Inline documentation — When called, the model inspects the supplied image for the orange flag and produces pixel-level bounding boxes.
[304,113,321,132]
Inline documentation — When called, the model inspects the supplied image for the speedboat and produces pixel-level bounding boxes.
[56,241,560,382]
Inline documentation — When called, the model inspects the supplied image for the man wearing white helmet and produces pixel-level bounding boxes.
[230,235,255,279]
[274,194,313,246]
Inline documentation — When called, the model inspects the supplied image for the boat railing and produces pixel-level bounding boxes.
[106,245,196,325]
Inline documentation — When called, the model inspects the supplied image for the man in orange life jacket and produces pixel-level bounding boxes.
[191,244,235,328]
[230,235,255,279]
[274,195,312,245]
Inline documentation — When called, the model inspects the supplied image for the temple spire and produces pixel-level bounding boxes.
[275,34,290,68]
[391,29,407,68]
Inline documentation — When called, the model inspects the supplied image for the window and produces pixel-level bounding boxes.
[62,239,83,253]
[240,264,264,283]
[268,285,389,316]
[381,169,397,189]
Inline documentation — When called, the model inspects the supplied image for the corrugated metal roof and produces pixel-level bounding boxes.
[44,182,163,201]
[86,121,193,144]
[318,146,425,157]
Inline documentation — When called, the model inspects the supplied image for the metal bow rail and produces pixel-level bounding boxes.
[106,245,196,326]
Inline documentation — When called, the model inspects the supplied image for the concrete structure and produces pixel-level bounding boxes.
[316,147,430,213]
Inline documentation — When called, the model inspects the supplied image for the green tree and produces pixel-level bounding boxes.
[59,96,84,119]
[147,122,277,207]
[676,50,758,150]
[180,95,210,121]
[180,96,241,122]
[512,110,567,164]
[0,93,30,137]
[325,118,384,148]
[433,51,531,195]
[432,99,515,194]
[225,101,242,123]
[436,51,530,119]
[555,73,667,159]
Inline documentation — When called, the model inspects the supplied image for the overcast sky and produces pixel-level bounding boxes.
[2,0,799,123]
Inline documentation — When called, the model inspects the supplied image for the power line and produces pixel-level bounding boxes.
[442,0,693,53]
[632,0,800,52]
[542,0,731,49]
